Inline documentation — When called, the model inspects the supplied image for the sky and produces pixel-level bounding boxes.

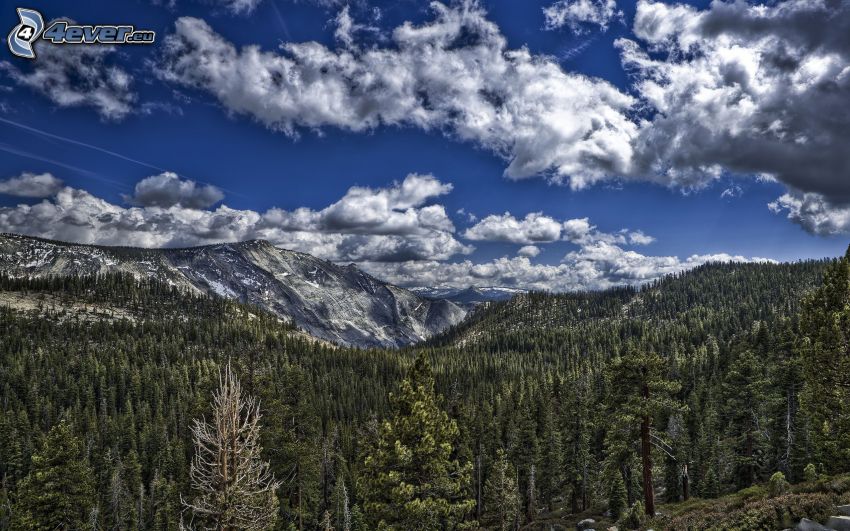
[0,0,849,291]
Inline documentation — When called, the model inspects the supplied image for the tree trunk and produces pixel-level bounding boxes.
[297,461,304,531]
[476,453,482,519]
[641,380,655,517]
[745,423,754,487]
[581,464,588,511]
[682,463,689,501]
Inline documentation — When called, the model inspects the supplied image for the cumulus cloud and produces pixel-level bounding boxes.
[464,212,563,244]
[156,1,637,186]
[543,0,621,33]
[0,172,63,198]
[517,245,540,257]
[769,191,850,236]
[126,172,224,209]
[362,243,769,292]
[464,212,654,246]
[1,34,136,121]
[0,172,470,262]
[619,0,850,205]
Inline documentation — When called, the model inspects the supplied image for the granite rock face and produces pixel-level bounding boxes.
[0,233,467,348]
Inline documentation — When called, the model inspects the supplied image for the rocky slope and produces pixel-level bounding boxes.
[0,233,466,348]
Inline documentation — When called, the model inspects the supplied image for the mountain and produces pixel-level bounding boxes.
[409,285,524,309]
[0,233,466,348]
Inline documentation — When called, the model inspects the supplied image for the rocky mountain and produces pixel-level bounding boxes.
[0,233,467,348]
[410,285,525,309]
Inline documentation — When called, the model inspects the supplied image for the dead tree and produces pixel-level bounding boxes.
[183,361,281,530]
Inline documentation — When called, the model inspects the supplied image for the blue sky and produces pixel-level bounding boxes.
[0,0,848,291]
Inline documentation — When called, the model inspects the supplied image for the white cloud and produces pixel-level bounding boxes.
[0,172,63,198]
[333,5,380,48]
[464,212,563,244]
[769,192,850,236]
[517,245,540,257]
[627,230,655,245]
[543,0,621,34]
[1,35,136,121]
[721,185,743,200]
[221,0,263,15]
[463,212,654,246]
[125,172,224,209]
[0,172,471,262]
[156,1,637,186]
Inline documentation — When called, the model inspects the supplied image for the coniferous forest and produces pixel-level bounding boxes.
[3,252,850,529]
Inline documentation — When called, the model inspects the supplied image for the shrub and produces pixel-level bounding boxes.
[621,501,645,529]
[804,463,818,483]
[769,472,790,497]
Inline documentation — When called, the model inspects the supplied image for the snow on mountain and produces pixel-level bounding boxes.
[410,285,525,309]
[0,233,467,348]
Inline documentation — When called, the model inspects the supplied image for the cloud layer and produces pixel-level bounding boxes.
[0,173,470,262]
[150,0,850,234]
[156,1,637,186]
[361,244,768,293]
[0,170,765,291]
[620,0,850,230]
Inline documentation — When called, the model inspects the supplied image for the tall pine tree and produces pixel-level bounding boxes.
[359,354,474,530]
[12,419,96,530]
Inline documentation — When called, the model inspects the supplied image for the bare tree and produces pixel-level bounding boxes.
[183,361,281,530]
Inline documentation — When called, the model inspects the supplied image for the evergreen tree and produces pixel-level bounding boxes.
[359,354,474,530]
[482,449,519,531]
[798,247,850,473]
[605,348,681,517]
[12,419,96,530]
[608,471,627,522]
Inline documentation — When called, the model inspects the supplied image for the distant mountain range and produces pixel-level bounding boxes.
[409,286,525,309]
[0,233,467,348]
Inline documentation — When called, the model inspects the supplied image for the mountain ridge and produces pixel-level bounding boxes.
[0,233,466,348]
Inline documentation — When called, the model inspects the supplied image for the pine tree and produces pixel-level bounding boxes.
[722,347,772,489]
[605,348,681,517]
[12,419,96,530]
[608,470,627,522]
[797,247,850,473]
[359,354,474,530]
[537,395,563,511]
[483,449,519,531]
[183,362,281,530]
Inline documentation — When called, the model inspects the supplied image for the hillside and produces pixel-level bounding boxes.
[430,260,829,350]
[0,233,466,348]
